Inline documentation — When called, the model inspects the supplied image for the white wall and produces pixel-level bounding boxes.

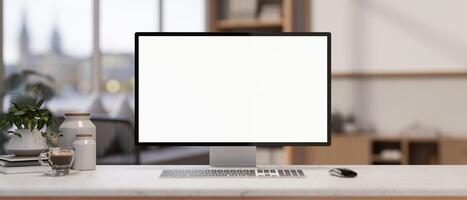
[313,0,467,73]
[332,78,467,136]
[313,0,467,136]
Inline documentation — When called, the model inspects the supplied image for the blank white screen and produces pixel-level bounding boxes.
[138,36,328,143]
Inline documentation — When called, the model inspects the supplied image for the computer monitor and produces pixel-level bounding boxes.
[135,33,330,167]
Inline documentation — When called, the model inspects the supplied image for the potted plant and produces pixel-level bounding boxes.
[0,96,58,156]
[1,70,56,153]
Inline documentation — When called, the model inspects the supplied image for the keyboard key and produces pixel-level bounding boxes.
[297,170,305,176]
[278,170,285,176]
[291,170,298,176]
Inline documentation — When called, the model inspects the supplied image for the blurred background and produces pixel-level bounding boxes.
[2,0,467,165]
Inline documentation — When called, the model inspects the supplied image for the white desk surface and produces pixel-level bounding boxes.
[1,165,466,197]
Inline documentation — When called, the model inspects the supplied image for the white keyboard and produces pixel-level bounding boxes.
[160,168,306,178]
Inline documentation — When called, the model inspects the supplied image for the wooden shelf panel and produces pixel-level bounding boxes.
[216,19,283,30]
[332,71,467,79]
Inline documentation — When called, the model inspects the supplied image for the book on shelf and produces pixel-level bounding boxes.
[226,0,258,20]
[0,155,48,174]
[258,4,282,21]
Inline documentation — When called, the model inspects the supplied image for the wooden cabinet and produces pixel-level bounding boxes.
[440,138,467,164]
[286,135,372,165]
[286,134,448,165]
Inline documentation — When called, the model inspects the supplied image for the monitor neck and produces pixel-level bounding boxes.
[209,146,256,167]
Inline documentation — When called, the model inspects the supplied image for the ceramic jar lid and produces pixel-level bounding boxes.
[64,112,91,117]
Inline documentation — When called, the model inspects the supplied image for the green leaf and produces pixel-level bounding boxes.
[26,105,35,111]
[10,106,17,112]
[5,92,56,133]
[37,120,45,131]
[14,121,22,129]
[14,111,26,116]
[35,98,46,108]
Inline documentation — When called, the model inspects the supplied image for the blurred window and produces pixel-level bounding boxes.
[4,0,92,94]
[100,0,160,95]
[163,0,206,32]
[2,0,207,113]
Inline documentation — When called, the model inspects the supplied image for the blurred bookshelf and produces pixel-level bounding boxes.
[285,134,467,165]
[207,0,310,165]
[209,0,310,32]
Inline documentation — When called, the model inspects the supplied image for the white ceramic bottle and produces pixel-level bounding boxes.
[59,113,96,148]
[72,134,96,171]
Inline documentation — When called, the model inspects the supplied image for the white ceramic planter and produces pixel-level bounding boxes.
[59,113,96,148]
[6,129,49,156]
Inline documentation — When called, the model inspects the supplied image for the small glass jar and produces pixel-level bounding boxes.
[59,112,96,148]
[72,134,96,171]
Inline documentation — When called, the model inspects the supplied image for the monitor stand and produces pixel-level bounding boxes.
[209,146,256,167]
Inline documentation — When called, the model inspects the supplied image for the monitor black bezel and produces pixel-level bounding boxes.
[135,32,331,147]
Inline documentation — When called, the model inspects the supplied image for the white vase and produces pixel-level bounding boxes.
[6,129,49,156]
[59,113,96,148]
